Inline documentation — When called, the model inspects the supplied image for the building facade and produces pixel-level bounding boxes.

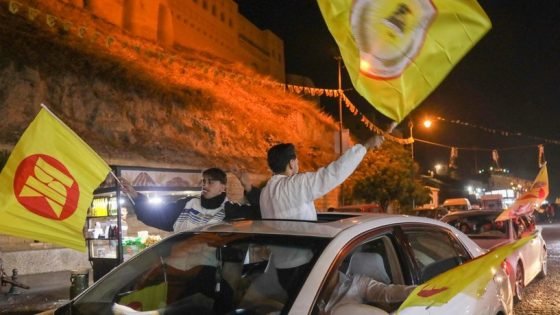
[66,0,285,81]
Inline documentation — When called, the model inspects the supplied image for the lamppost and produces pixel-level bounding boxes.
[335,56,344,206]
[408,117,431,209]
[408,119,414,160]
[335,56,343,158]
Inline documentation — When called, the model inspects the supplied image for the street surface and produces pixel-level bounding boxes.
[514,222,560,314]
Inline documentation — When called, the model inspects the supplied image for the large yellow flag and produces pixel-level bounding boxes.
[496,164,549,221]
[0,107,110,251]
[317,0,491,122]
[398,235,533,312]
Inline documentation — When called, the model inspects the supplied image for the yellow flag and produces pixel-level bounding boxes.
[398,235,533,311]
[317,0,491,122]
[497,164,549,221]
[0,107,110,251]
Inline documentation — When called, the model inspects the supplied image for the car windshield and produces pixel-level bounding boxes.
[71,231,330,315]
[443,213,509,239]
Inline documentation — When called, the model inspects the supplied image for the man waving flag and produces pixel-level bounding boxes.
[0,106,110,251]
[317,0,491,122]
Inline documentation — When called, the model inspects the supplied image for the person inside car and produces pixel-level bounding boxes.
[318,269,416,315]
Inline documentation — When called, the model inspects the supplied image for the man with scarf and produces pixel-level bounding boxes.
[120,168,260,231]
[119,167,258,314]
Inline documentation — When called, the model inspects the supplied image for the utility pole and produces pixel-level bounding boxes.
[408,119,414,160]
[335,56,344,206]
[409,118,415,209]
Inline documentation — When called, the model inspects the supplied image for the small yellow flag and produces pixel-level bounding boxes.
[497,164,549,221]
[317,0,492,122]
[0,107,110,251]
[119,282,168,311]
[398,235,533,311]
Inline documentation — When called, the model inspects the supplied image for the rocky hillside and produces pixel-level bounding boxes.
[0,0,338,174]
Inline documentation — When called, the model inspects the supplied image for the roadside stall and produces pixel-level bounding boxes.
[86,166,202,280]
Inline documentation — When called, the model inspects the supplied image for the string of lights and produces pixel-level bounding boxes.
[414,138,542,152]
[435,116,560,145]
[285,84,560,150]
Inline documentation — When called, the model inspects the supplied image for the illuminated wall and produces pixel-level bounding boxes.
[80,0,285,82]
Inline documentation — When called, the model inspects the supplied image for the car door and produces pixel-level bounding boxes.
[514,215,542,282]
[311,227,414,315]
[398,225,471,284]
[396,225,510,315]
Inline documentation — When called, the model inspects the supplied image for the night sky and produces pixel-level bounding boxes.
[235,0,560,200]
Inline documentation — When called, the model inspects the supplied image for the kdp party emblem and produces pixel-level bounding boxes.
[351,0,436,79]
[13,154,79,220]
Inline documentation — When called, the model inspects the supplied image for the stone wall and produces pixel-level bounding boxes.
[1,248,89,275]
[65,0,285,81]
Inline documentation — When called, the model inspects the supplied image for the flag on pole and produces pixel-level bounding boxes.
[398,235,533,312]
[0,106,110,251]
[317,0,491,122]
[496,164,549,221]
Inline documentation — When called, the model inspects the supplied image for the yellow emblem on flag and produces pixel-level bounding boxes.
[318,0,492,122]
[398,235,533,312]
[0,107,110,251]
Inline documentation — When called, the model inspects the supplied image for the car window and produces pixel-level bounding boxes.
[402,228,470,283]
[444,213,509,239]
[71,232,329,315]
[313,233,408,315]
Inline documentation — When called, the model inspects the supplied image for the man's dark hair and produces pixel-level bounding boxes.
[267,143,296,173]
[203,168,227,184]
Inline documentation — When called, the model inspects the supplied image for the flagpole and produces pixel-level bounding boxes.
[110,172,136,206]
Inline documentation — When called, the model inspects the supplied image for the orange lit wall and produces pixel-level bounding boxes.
[81,0,285,82]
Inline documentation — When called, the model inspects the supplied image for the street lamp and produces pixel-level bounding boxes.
[409,117,432,160]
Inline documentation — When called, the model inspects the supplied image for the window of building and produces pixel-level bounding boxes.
[229,18,233,28]
[203,0,208,10]
[220,12,225,22]
[212,5,217,16]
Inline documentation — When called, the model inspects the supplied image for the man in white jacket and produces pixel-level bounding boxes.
[259,134,385,302]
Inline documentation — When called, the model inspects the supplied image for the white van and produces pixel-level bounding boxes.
[480,194,504,210]
[442,198,472,212]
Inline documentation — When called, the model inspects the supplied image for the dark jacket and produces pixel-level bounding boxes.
[133,187,261,231]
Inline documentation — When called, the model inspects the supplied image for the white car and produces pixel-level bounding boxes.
[441,209,547,302]
[41,213,512,315]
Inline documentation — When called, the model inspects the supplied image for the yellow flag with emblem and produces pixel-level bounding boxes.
[397,235,533,312]
[317,0,492,122]
[0,107,110,251]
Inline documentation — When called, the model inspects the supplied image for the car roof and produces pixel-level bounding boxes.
[442,209,504,220]
[414,207,446,211]
[198,213,454,238]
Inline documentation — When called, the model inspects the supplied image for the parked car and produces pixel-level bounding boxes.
[326,203,382,213]
[41,213,512,315]
[412,206,449,220]
[442,198,472,212]
[441,209,547,302]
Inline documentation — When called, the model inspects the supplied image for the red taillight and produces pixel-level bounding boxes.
[501,260,513,276]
